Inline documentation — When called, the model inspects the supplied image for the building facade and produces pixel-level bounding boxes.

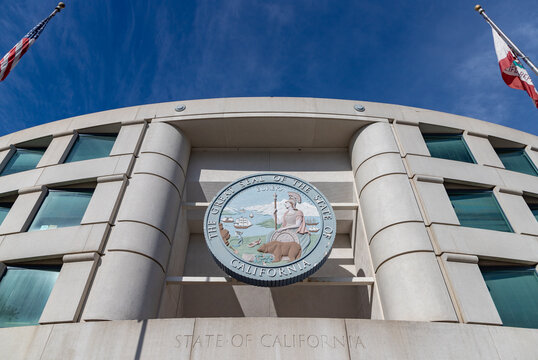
[0,97,536,359]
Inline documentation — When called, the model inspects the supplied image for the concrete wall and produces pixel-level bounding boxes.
[391,118,538,326]
[1,318,537,360]
[83,122,190,321]
[351,122,457,322]
[0,98,536,334]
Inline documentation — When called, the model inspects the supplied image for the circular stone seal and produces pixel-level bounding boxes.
[204,173,336,287]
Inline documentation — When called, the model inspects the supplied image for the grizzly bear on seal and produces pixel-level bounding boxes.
[219,223,230,246]
[257,241,301,262]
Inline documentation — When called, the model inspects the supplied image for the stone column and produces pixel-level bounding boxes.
[350,122,457,321]
[82,122,190,320]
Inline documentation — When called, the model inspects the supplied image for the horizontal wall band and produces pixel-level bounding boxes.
[368,220,426,245]
[353,150,402,177]
[97,174,127,184]
[465,130,489,139]
[497,187,524,196]
[182,202,358,211]
[138,150,186,178]
[415,175,444,184]
[115,219,172,245]
[393,119,419,126]
[63,252,99,263]
[106,248,166,273]
[166,276,375,286]
[442,253,479,264]
[132,171,182,197]
[18,185,46,195]
[121,119,148,126]
[52,130,75,138]
[374,249,436,273]
[357,171,409,199]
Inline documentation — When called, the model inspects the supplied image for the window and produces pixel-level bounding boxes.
[481,266,538,329]
[0,148,45,176]
[0,265,60,327]
[525,196,538,222]
[65,134,116,163]
[529,203,538,222]
[447,189,512,232]
[423,134,475,163]
[28,189,93,231]
[0,202,13,225]
[495,148,538,176]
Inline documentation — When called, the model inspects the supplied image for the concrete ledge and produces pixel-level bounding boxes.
[0,318,536,360]
[465,130,489,138]
[442,253,479,264]
[63,252,99,263]
[430,224,538,263]
[166,276,375,286]
[497,187,524,196]
[0,224,109,262]
[52,130,75,138]
[393,119,419,126]
[17,185,46,195]
[96,174,126,183]
[415,175,444,184]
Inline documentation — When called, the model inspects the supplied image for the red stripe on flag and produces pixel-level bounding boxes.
[499,53,525,90]
[0,45,18,81]
[493,29,538,109]
[19,37,31,60]
[501,53,538,108]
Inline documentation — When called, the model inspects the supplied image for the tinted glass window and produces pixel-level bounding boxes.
[481,267,538,329]
[528,203,538,222]
[0,202,13,225]
[65,134,116,163]
[0,148,45,176]
[447,190,512,232]
[496,148,538,176]
[423,134,475,163]
[0,266,60,327]
[28,189,93,231]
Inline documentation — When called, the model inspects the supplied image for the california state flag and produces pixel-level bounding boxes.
[492,28,538,108]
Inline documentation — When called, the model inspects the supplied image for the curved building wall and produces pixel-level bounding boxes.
[0,98,536,358]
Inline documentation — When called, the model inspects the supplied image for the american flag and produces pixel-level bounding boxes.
[0,3,65,82]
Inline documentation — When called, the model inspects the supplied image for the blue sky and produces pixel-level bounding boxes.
[0,0,537,136]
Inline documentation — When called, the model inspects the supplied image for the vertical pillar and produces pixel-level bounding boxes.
[350,122,457,321]
[82,122,190,320]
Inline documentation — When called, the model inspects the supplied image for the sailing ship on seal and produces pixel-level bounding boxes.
[234,216,252,229]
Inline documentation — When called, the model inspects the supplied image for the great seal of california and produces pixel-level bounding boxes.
[204,173,336,287]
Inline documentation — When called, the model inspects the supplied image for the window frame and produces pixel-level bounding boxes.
[0,147,47,176]
[63,133,117,164]
[480,265,538,329]
[0,202,14,226]
[527,203,538,222]
[494,148,538,176]
[0,264,61,328]
[446,188,513,233]
[422,133,476,164]
[26,188,94,232]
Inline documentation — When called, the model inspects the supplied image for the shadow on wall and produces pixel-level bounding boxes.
[177,233,374,318]
[185,150,352,202]
[179,283,373,319]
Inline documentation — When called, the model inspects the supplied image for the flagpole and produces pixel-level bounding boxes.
[51,2,66,17]
[0,2,66,82]
[475,4,538,77]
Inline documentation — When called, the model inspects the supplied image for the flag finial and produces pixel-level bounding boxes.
[474,5,483,13]
[0,1,67,82]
